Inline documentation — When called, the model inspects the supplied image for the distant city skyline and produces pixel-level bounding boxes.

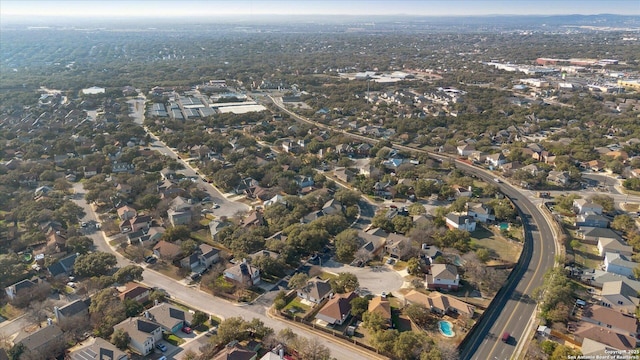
[2,0,639,18]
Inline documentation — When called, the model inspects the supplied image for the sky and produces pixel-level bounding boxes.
[1,0,639,18]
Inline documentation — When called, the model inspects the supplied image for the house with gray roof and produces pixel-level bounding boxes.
[114,317,163,356]
[69,336,128,360]
[600,281,640,314]
[54,298,90,323]
[575,212,610,228]
[145,302,193,334]
[604,253,638,278]
[297,277,333,304]
[578,227,623,245]
[13,324,64,358]
[5,279,38,300]
[445,213,476,232]
[48,253,78,277]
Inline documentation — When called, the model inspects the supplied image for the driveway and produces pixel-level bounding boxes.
[319,260,405,296]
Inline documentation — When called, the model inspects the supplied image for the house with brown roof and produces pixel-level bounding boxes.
[224,260,260,286]
[241,211,264,228]
[118,282,151,304]
[368,296,391,324]
[213,345,257,360]
[117,205,137,221]
[404,290,475,318]
[574,323,636,350]
[581,304,638,338]
[153,240,183,260]
[121,215,152,233]
[316,292,358,326]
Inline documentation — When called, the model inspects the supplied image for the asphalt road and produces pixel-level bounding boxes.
[452,164,556,360]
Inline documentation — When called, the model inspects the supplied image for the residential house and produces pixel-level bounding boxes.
[445,213,477,232]
[53,299,90,324]
[224,260,261,286]
[547,171,570,186]
[600,281,640,314]
[457,144,475,157]
[241,211,264,227]
[575,213,610,228]
[404,290,475,318]
[264,194,286,207]
[121,215,152,233]
[384,233,411,259]
[520,164,541,176]
[574,199,604,215]
[485,152,506,168]
[199,244,220,268]
[451,185,472,198]
[117,205,137,221]
[180,252,201,271]
[294,175,314,189]
[583,160,606,172]
[145,302,193,334]
[466,202,495,223]
[13,324,64,358]
[333,167,355,183]
[586,270,640,290]
[234,178,259,195]
[578,227,623,245]
[209,219,231,240]
[581,305,638,339]
[48,253,78,277]
[112,162,135,173]
[598,238,633,257]
[118,282,151,304]
[574,323,636,350]
[580,338,624,358]
[316,292,358,326]
[213,346,258,360]
[114,317,163,356]
[426,264,460,291]
[5,279,38,300]
[68,337,128,360]
[153,241,183,261]
[368,296,392,325]
[83,166,97,178]
[604,253,637,278]
[297,277,333,304]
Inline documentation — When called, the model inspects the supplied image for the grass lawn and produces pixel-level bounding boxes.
[470,226,522,263]
[393,260,408,271]
[152,262,184,281]
[318,272,338,281]
[0,303,22,320]
[282,297,310,316]
[191,229,211,243]
[210,315,221,326]
[621,203,639,212]
[572,243,602,269]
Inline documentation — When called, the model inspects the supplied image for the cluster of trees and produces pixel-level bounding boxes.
[370,329,458,360]
[533,267,575,324]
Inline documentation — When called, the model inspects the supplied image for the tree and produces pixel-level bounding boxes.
[74,252,117,278]
[394,331,428,360]
[113,265,144,284]
[589,194,615,213]
[476,248,491,262]
[405,303,432,327]
[138,194,161,210]
[66,236,94,254]
[191,311,208,327]
[363,311,386,332]
[330,272,359,293]
[0,254,24,288]
[294,337,332,360]
[408,203,426,215]
[611,214,637,235]
[334,229,359,262]
[162,225,191,242]
[333,189,360,207]
[391,215,413,234]
[149,289,166,303]
[287,273,309,290]
[350,297,369,319]
[371,329,398,354]
[123,299,143,317]
[406,257,422,276]
[89,288,126,337]
[111,329,130,350]
[274,291,287,311]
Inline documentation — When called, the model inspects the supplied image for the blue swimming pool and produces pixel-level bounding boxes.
[438,320,455,337]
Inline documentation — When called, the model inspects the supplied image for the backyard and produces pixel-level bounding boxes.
[470,226,523,264]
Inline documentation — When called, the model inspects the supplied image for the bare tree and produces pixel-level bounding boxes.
[353,248,372,264]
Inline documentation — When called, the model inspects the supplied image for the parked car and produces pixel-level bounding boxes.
[156,343,167,352]
[145,256,157,264]
[181,326,192,334]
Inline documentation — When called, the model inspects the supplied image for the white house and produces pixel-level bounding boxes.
[114,317,163,356]
[598,237,633,257]
[445,213,477,232]
[466,202,495,223]
[604,253,638,278]
[457,144,475,157]
[485,152,506,168]
[574,199,604,215]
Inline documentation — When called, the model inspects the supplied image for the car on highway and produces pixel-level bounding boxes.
[502,332,510,343]
[156,343,167,352]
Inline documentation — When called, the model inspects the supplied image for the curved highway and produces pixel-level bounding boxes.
[267,95,557,360]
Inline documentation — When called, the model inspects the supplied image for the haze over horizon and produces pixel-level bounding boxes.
[2,0,639,20]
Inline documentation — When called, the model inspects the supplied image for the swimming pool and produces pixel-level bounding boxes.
[438,320,455,337]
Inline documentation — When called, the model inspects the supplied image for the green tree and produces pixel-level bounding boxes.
[590,195,615,213]
[334,229,359,262]
[350,297,369,319]
[89,288,126,337]
[330,272,359,293]
[476,248,491,262]
[405,303,431,328]
[611,214,636,235]
[550,344,581,360]
[363,311,386,332]
[287,273,309,290]
[66,236,94,254]
[74,252,117,278]
[123,298,143,317]
[407,203,426,215]
[0,254,25,288]
[371,329,398,353]
[162,225,191,242]
[392,215,413,234]
[274,291,287,311]
[191,311,208,327]
[113,265,144,284]
[394,331,428,360]
[333,188,361,207]
[406,257,422,276]
[138,194,161,210]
